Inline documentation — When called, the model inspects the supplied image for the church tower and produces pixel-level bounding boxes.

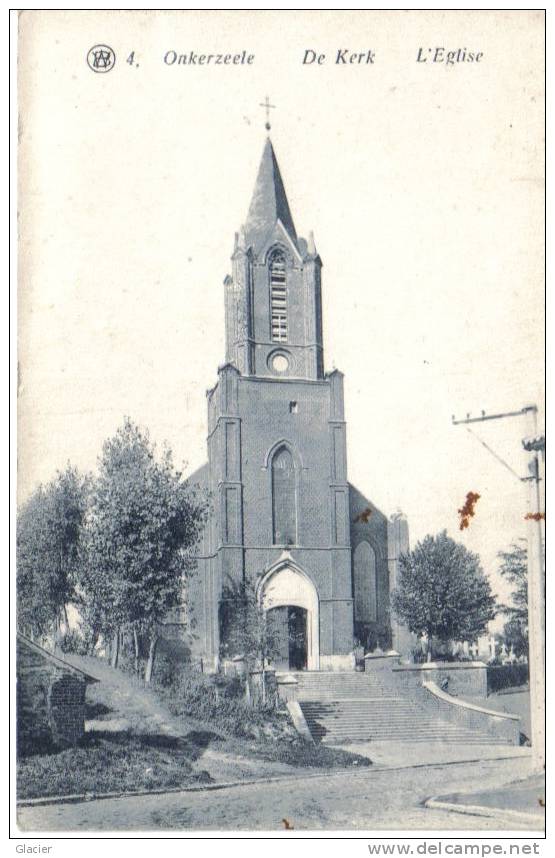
[224,138,324,381]
[186,134,399,672]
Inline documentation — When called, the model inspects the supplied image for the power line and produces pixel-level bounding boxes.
[464,426,526,483]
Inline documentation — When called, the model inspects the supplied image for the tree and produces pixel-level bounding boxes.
[498,618,528,660]
[220,576,282,704]
[497,540,528,658]
[391,530,497,661]
[82,418,208,681]
[17,465,89,641]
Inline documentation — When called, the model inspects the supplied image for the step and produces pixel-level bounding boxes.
[295,678,396,684]
[302,709,422,716]
[314,732,504,741]
[296,680,394,684]
[301,699,417,705]
[298,685,395,688]
[302,708,431,716]
[301,697,412,703]
[312,729,504,736]
[306,718,474,733]
[294,677,389,682]
[303,717,498,730]
[303,717,496,727]
[298,689,400,695]
[309,732,500,741]
[320,737,506,745]
[304,720,495,731]
[296,684,393,689]
[307,724,504,737]
[297,694,397,700]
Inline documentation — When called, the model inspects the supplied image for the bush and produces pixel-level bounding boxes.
[59,629,90,656]
[155,668,289,739]
[409,646,427,664]
[150,650,174,686]
[487,663,529,693]
[116,648,146,679]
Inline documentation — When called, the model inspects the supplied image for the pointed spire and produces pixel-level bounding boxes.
[238,224,247,250]
[244,138,297,250]
[307,230,317,256]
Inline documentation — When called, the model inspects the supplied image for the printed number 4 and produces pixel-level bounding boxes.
[127,51,136,66]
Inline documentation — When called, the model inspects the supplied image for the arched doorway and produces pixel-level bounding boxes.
[259,561,319,671]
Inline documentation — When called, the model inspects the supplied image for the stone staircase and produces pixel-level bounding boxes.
[290,671,509,745]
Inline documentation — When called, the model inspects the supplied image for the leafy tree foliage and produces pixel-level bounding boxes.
[497,619,528,660]
[497,540,528,658]
[220,576,282,703]
[81,418,208,680]
[17,465,90,640]
[391,530,497,660]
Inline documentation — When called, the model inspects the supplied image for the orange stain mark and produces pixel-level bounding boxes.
[458,491,481,530]
[355,506,373,524]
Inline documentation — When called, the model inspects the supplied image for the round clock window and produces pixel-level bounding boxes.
[271,354,289,373]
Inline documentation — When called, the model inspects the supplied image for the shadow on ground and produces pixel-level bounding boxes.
[85,701,113,719]
[83,728,222,763]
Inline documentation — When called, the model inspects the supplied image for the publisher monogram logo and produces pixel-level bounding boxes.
[87,45,116,73]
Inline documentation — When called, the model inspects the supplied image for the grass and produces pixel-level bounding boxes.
[17,728,370,800]
[17,731,214,800]
[223,735,372,770]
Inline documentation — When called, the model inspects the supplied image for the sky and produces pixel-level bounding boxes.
[18,10,544,612]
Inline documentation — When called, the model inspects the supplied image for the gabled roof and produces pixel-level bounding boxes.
[244,138,297,251]
[256,219,304,265]
[17,633,99,683]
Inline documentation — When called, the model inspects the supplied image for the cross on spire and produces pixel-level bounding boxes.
[259,96,276,132]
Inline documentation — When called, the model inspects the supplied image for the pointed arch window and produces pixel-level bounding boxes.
[272,446,296,545]
[353,541,377,622]
[269,250,287,342]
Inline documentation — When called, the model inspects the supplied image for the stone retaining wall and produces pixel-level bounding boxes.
[393,661,488,697]
[419,680,520,744]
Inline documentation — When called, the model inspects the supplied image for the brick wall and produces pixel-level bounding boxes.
[17,639,87,754]
[49,674,86,746]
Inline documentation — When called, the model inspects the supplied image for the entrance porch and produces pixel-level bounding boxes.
[258,559,320,670]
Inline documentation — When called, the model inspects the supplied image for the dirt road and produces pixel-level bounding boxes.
[18,756,537,833]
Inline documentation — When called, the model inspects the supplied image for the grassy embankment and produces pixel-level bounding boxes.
[18,654,371,799]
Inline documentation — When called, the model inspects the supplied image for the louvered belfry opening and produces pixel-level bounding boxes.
[269,250,287,342]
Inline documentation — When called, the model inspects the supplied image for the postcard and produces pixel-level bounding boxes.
[15,9,545,836]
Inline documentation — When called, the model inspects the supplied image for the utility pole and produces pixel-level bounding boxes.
[521,409,545,773]
[452,405,545,771]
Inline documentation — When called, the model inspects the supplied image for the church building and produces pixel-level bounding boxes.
[185,137,410,672]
